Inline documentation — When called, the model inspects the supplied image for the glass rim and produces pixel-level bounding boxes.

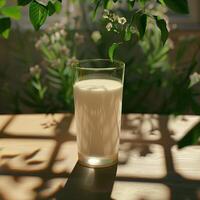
[74,59,125,71]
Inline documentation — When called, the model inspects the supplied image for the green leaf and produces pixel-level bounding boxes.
[139,0,149,7]
[39,86,47,99]
[185,59,197,81]
[1,6,22,20]
[0,17,11,39]
[108,42,121,62]
[154,16,168,45]
[178,121,200,149]
[46,74,62,86]
[93,0,102,18]
[124,26,132,41]
[47,1,56,16]
[134,12,147,39]
[189,72,200,88]
[0,0,6,8]
[17,0,32,6]
[128,0,135,8]
[54,1,61,13]
[103,0,109,8]
[162,0,189,14]
[47,67,60,78]
[31,80,41,90]
[29,1,48,31]
[157,0,164,4]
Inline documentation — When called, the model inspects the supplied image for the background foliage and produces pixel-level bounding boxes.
[19,1,200,115]
[0,0,200,147]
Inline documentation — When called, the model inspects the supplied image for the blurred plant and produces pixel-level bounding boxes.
[20,1,200,115]
[23,65,47,112]
[120,28,200,115]
[22,23,79,112]
[0,27,41,114]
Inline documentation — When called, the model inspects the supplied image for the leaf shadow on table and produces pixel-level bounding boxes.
[117,114,200,200]
[56,162,117,200]
[0,114,77,200]
[119,114,159,165]
[0,114,200,200]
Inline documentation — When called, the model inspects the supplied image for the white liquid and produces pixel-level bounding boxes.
[74,79,123,166]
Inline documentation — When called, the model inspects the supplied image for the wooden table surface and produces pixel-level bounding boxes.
[0,113,200,200]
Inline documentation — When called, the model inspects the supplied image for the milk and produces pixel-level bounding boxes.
[74,79,123,163]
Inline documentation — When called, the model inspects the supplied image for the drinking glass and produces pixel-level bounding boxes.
[73,59,125,168]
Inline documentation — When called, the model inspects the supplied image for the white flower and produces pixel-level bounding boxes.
[61,46,70,55]
[35,40,41,49]
[60,29,67,37]
[50,35,56,43]
[118,17,127,25]
[106,22,113,31]
[189,72,200,88]
[29,65,41,76]
[67,57,78,66]
[112,13,118,22]
[51,59,61,67]
[103,9,109,16]
[103,14,109,19]
[91,31,102,43]
[54,32,61,41]
[54,22,60,29]
[41,34,49,44]
[103,10,110,19]
[75,33,84,43]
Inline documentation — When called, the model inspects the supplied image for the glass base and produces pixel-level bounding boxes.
[78,153,118,168]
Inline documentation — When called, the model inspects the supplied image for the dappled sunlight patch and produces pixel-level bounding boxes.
[0,115,15,132]
[121,129,138,140]
[0,139,56,171]
[121,114,161,141]
[111,181,170,200]
[38,178,66,199]
[168,115,200,141]
[52,141,77,174]
[2,114,66,136]
[0,176,42,200]
[172,145,200,180]
[118,144,166,178]
[0,113,199,199]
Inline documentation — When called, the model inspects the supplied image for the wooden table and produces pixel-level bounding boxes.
[0,113,200,200]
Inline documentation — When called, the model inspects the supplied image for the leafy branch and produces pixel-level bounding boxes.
[93,0,189,60]
[0,0,62,38]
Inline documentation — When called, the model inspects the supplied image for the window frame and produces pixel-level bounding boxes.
[168,0,200,29]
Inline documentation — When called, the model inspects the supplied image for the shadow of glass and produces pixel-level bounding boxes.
[56,162,117,200]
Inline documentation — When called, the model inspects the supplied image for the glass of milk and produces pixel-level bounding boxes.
[73,59,125,168]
